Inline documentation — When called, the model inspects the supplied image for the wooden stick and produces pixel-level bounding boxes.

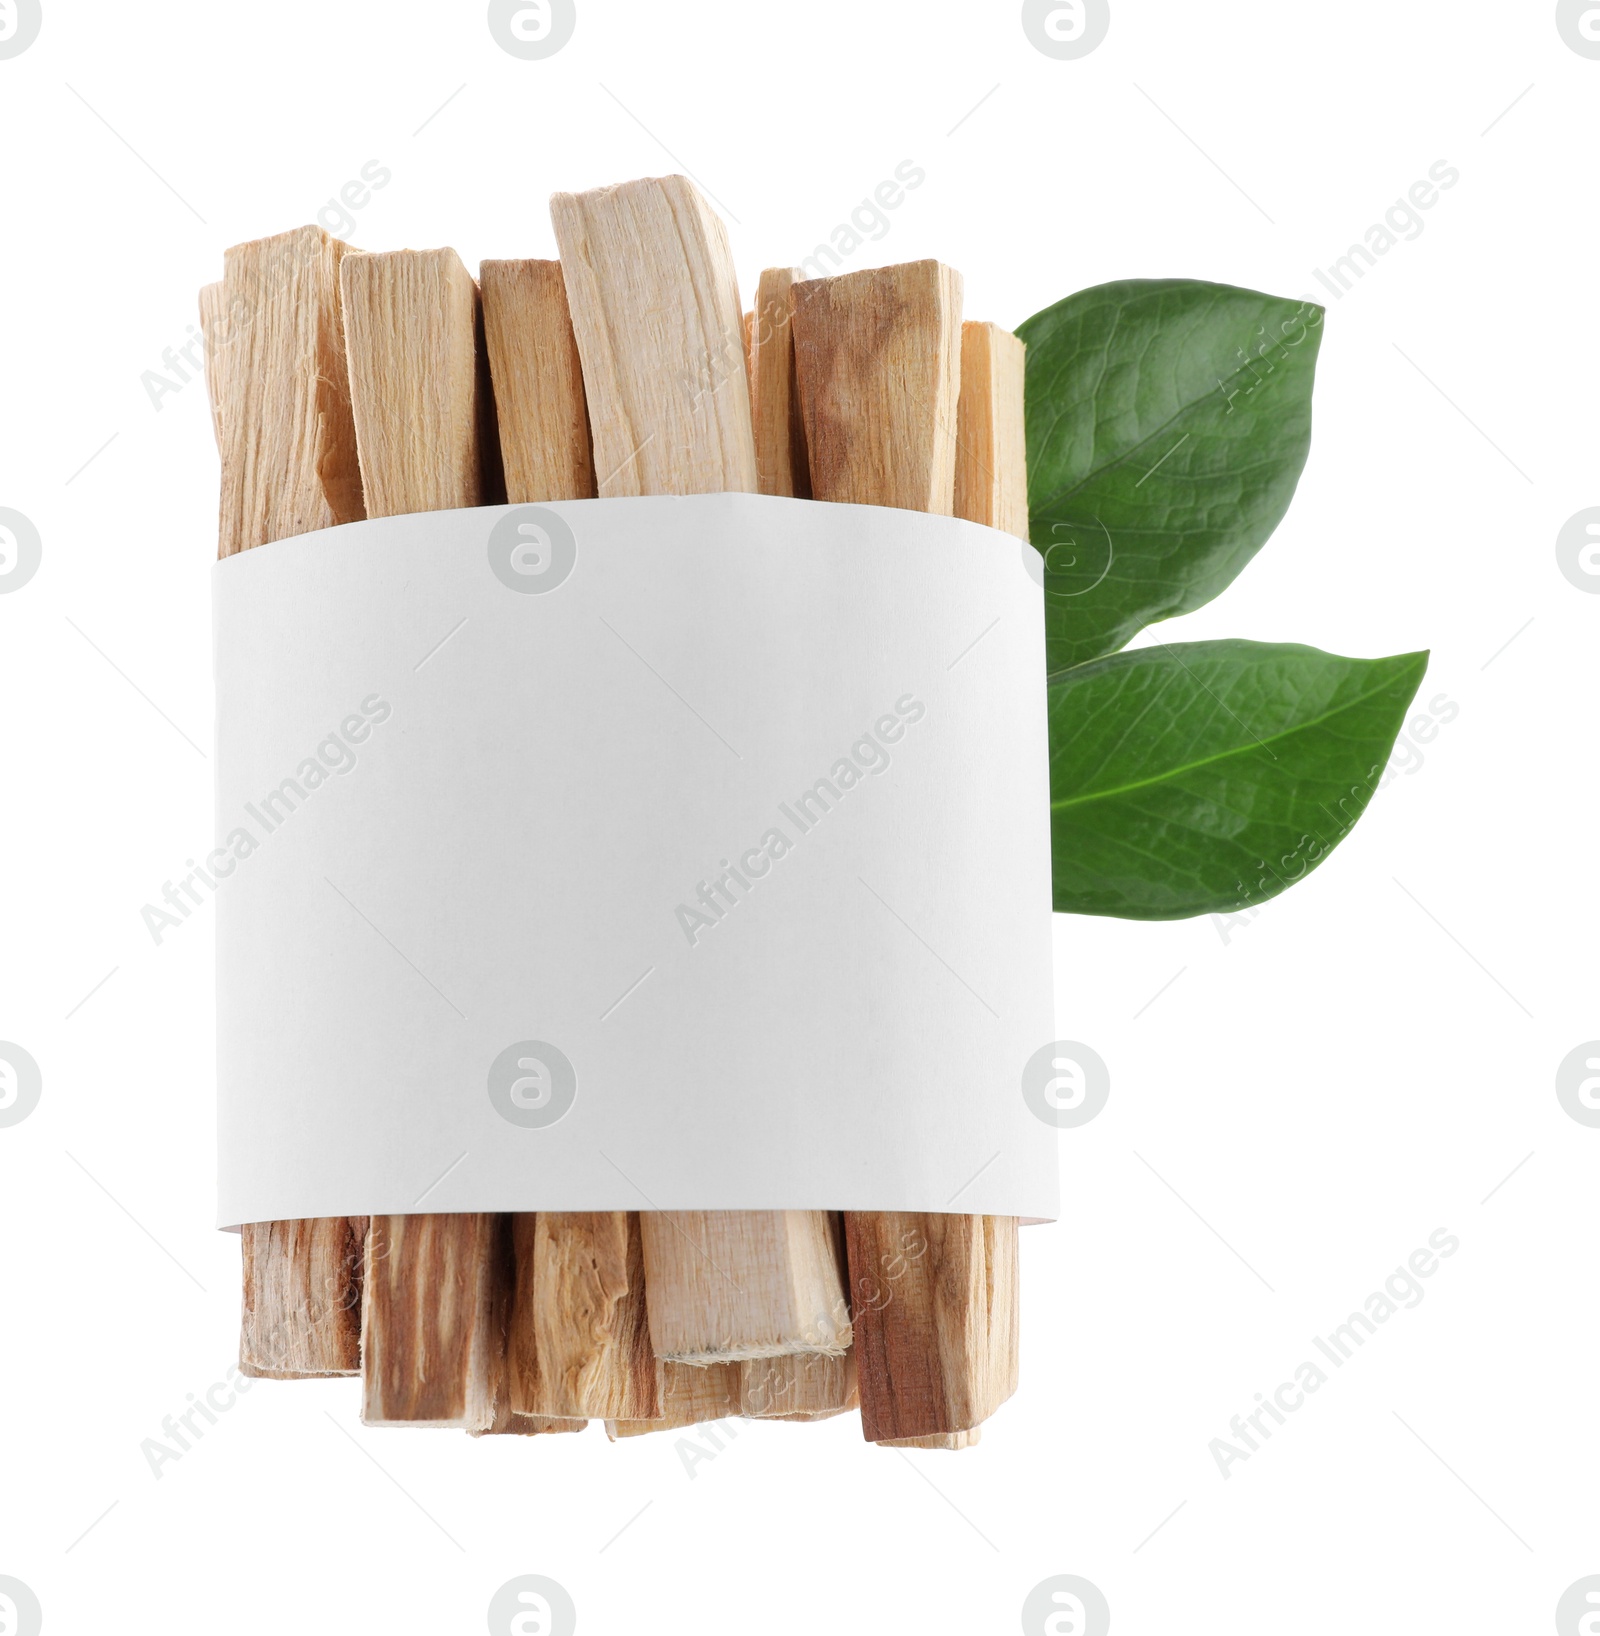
[938,322,1026,1434]
[843,1211,1016,1443]
[790,259,960,515]
[612,1356,855,1430]
[238,1217,366,1378]
[739,1212,854,1416]
[550,173,757,498]
[464,1212,512,1433]
[341,248,483,518]
[360,1213,506,1427]
[480,260,596,504]
[880,1428,982,1449]
[198,281,227,453]
[552,175,846,1365]
[480,258,651,1424]
[509,1214,660,1420]
[467,1220,586,1437]
[749,268,811,499]
[339,245,506,1426]
[605,1362,742,1438]
[219,226,365,553]
[741,1350,858,1419]
[953,322,1029,539]
[791,262,1020,1443]
[637,1209,848,1363]
[218,226,367,1378]
[474,1412,587,1438]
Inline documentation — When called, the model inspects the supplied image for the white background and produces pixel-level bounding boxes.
[0,2,1594,1632]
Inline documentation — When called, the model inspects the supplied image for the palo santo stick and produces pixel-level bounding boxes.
[480,260,596,504]
[552,175,843,1365]
[239,1217,367,1378]
[953,322,1029,540]
[479,264,647,1422]
[361,1214,505,1426]
[749,268,811,499]
[341,248,483,518]
[198,281,227,453]
[791,262,1017,1442]
[340,246,502,1426]
[741,1350,857,1419]
[465,1213,547,1435]
[843,1211,1017,1443]
[509,1214,660,1421]
[881,1428,982,1449]
[551,173,757,497]
[475,1413,587,1438]
[638,1209,849,1363]
[469,1220,585,1437]
[219,226,367,1378]
[740,1211,854,1416]
[605,1362,742,1438]
[932,321,1026,1437]
[790,258,960,516]
[219,226,365,554]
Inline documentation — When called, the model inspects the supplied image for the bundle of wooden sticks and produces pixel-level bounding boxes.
[202,174,1029,1447]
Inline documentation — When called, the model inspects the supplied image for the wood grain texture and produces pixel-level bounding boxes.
[508,1213,661,1420]
[473,1219,588,1438]
[740,1211,854,1412]
[340,248,484,518]
[463,1212,520,1434]
[198,281,228,453]
[605,1361,742,1438]
[953,321,1029,540]
[550,174,757,497]
[750,267,811,499]
[846,1211,1018,1442]
[238,1217,366,1377]
[790,259,962,515]
[880,1428,982,1449]
[341,246,506,1425]
[478,263,649,1425]
[740,1348,858,1418]
[218,228,367,1378]
[791,261,1018,1443]
[480,259,596,504]
[638,1209,849,1363]
[218,226,365,555]
[936,326,1024,1435]
[468,1220,589,1438]
[361,1214,506,1427]
[473,1412,588,1438]
[553,175,840,1363]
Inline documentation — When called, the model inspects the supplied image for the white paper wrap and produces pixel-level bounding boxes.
[213,495,1058,1227]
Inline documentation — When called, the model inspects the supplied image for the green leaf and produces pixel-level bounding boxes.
[1048,641,1428,920]
[1019,280,1324,673]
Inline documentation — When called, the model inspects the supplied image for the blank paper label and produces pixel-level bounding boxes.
[213,495,1058,1226]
